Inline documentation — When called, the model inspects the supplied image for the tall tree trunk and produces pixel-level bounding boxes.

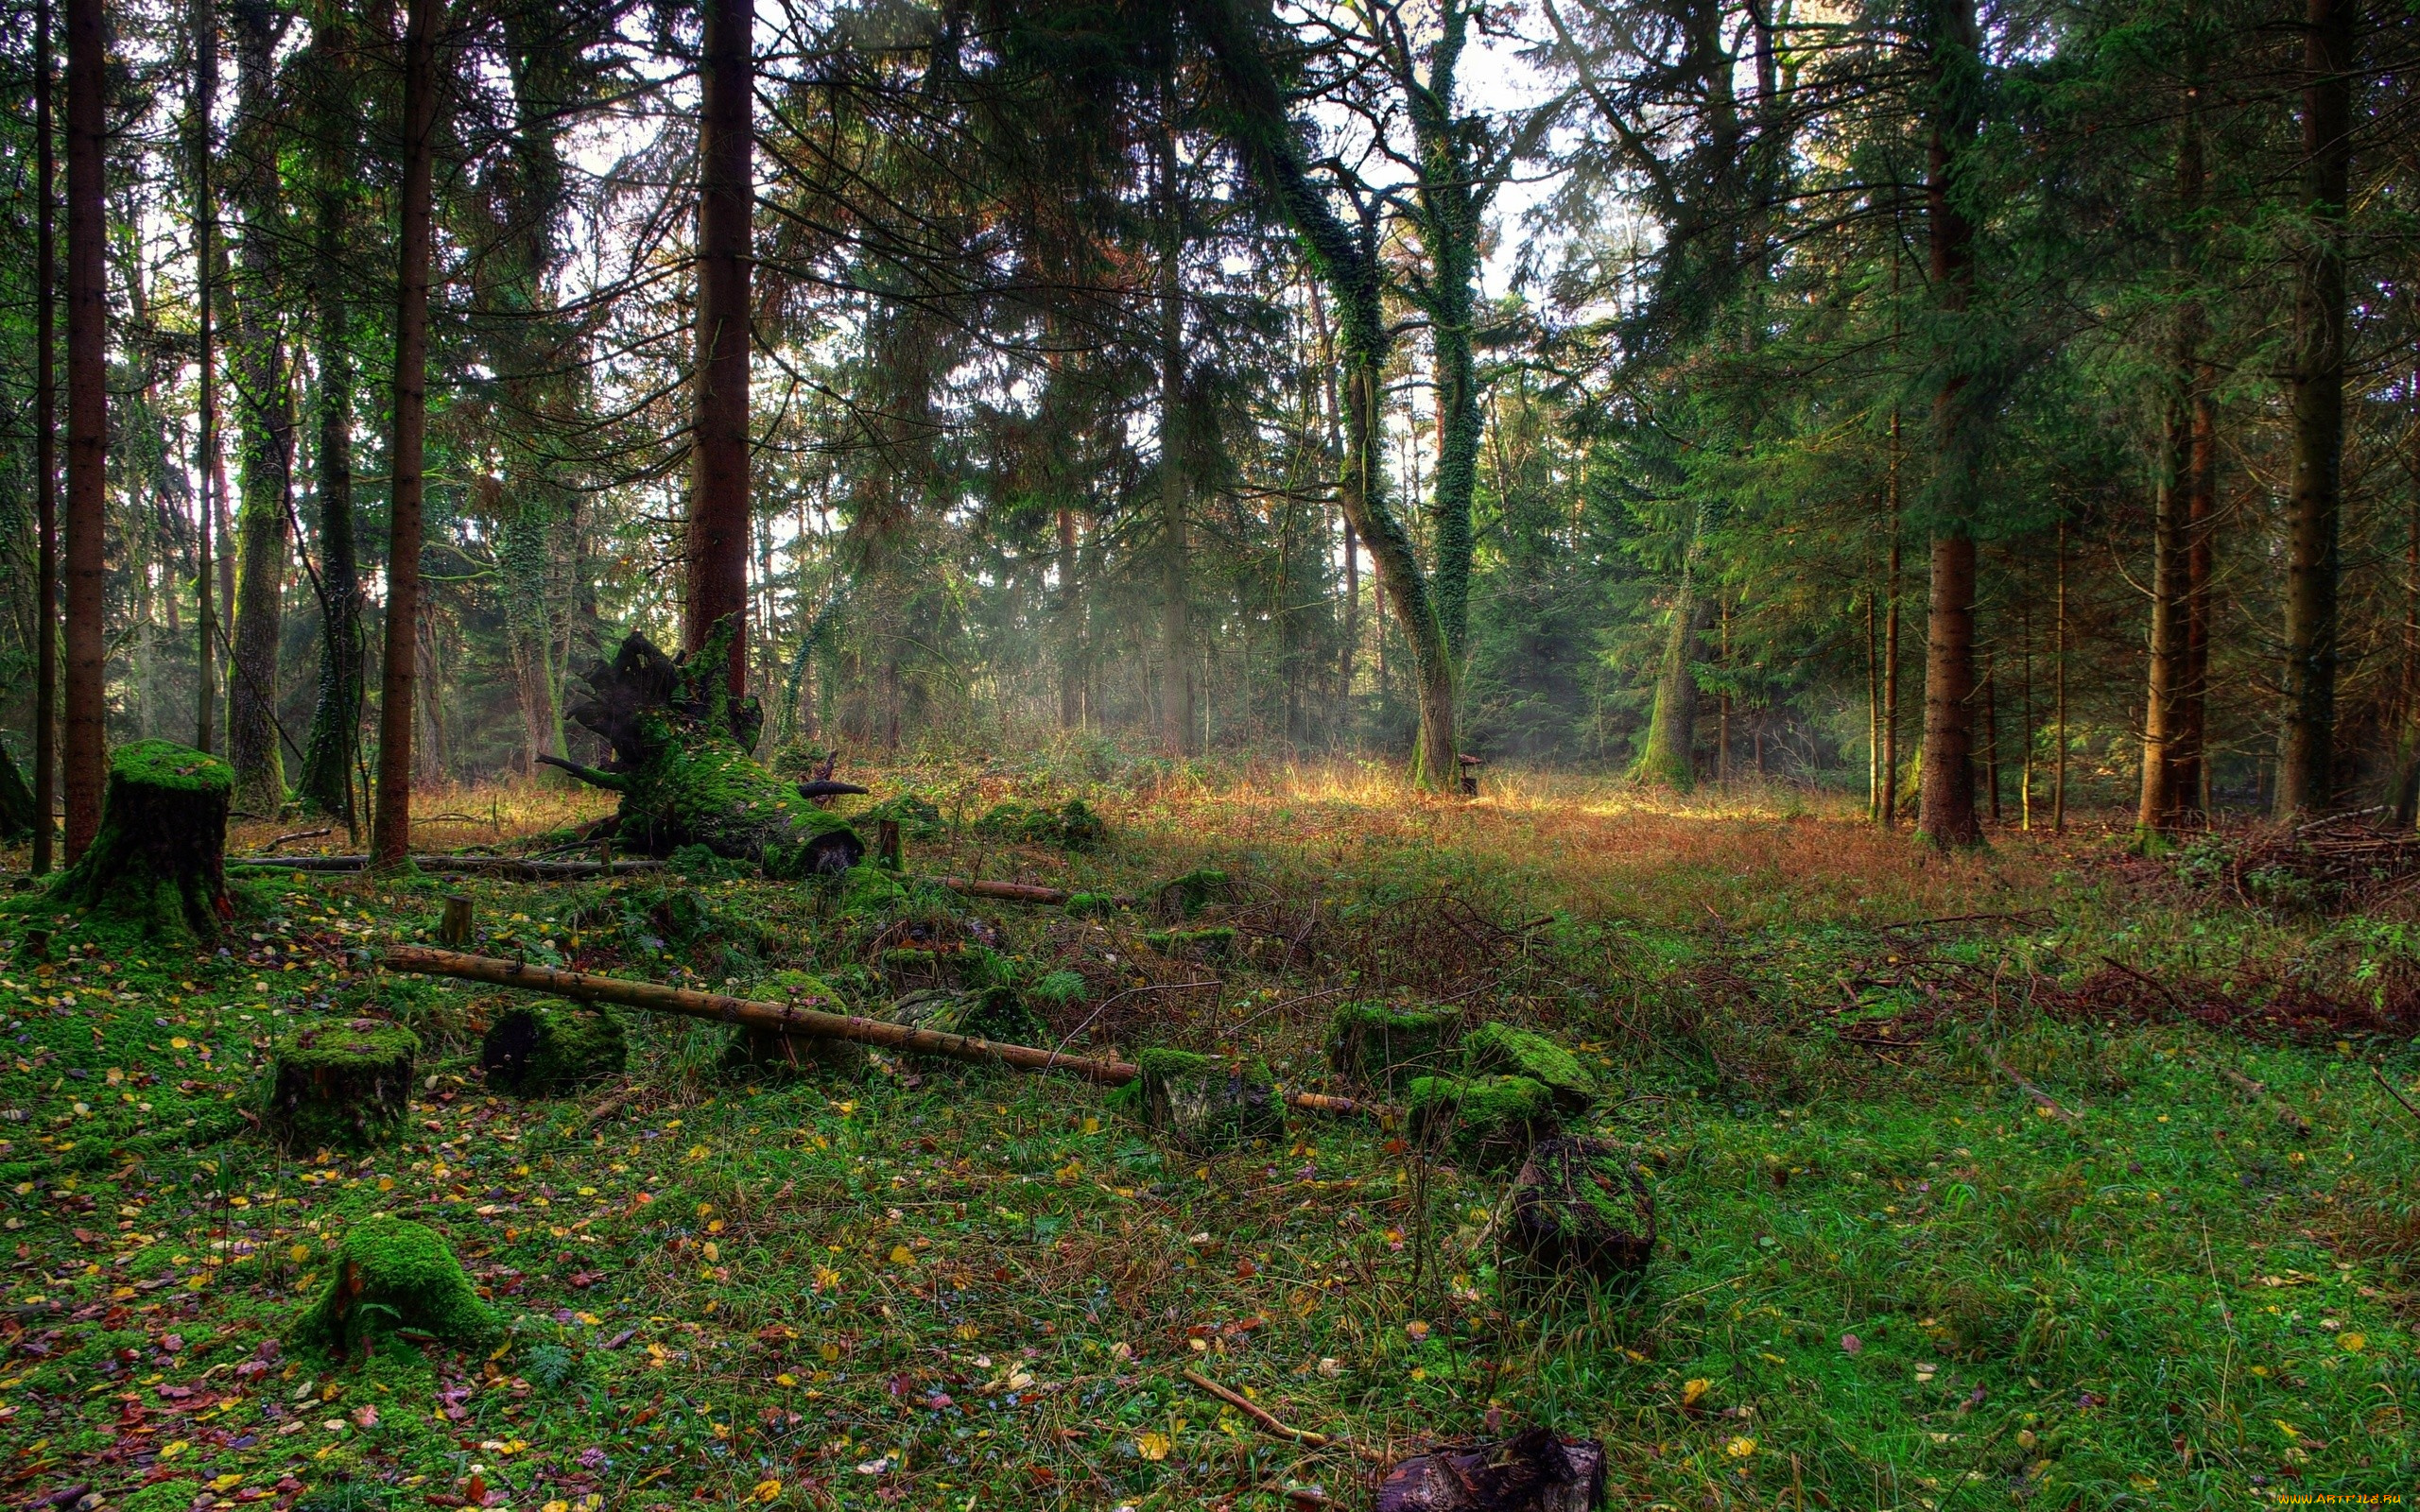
[372,0,440,864]
[1404,0,1480,663]
[2275,0,2356,818]
[1880,426,1902,825]
[1156,95,1192,756]
[683,0,752,697]
[1057,506,1081,729]
[298,6,362,830]
[1980,646,1999,823]
[189,0,217,765]
[2137,86,2205,840]
[1636,563,1700,790]
[32,0,57,871]
[2053,518,2068,831]
[1915,0,1984,848]
[60,0,105,861]
[2177,381,2216,817]
[224,3,293,819]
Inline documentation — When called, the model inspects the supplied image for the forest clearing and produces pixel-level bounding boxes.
[1,762,2417,1510]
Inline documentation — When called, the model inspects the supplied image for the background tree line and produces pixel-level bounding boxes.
[0,0,2416,856]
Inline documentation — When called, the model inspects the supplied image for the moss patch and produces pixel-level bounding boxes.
[975,799,1108,851]
[1329,1002,1459,1090]
[888,985,1046,1046]
[479,1004,626,1097]
[1063,891,1118,917]
[1144,927,1235,961]
[1406,1074,1559,1166]
[1509,1135,1655,1277]
[1151,868,1232,920]
[1461,1022,1599,1111]
[293,1215,496,1355]
[261,1022,418,1152]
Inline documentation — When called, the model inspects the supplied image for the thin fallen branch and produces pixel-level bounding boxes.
[936,876,1074,904]
[2217,1064,2311,1138]
[266,827,334,850]
[1979,1045,2082,1122]
[232,854,663,879]
[382,946,1385,1119]
[2372,1065,2420,1130]
[1181,1369,1329,1447]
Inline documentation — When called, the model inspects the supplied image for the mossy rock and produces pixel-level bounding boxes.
[1123,1048,1284,1151]
[720,973,864,1075]
[1151,868,1232,921]
[1144,927,1235,961]
[262,1021,419,1152]
[479,1004,626,1097]
[293,1215,497,1355]
[45,739,234,943]
[1406,1074,1559,1167]
[1461,1022,1599,1112]
[1063,891,1118,917]
[862,793,945,840]
[1508,1136,1655,1277]
[1329,1002,1459,1090]
[887,984,1046,1046]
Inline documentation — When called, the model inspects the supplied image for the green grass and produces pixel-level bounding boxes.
[0,769,2413,1510]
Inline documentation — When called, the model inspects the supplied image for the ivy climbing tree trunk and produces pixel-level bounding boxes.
[1182,0,1457,788]
[372,0,440,866]
[60,0,105,861]
[1634,558,1700,790]
[684,0,753,699]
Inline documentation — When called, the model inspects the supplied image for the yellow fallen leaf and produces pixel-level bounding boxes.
[1726,1436,1757,1458]
[776,1373,798,1387]
[2340,1332,2366,1352]
[890,1246,915,1265]
[1682,1378,1711,1408]
[1136,1431,1170,1462]
[751,1480,781,1503]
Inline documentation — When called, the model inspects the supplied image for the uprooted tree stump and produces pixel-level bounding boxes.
[46,740,233,942]
[1119,1049,1285,1150]
[541,620,863,878]
[1508,1136,1655,1278]
[262,1021,418,1151]
[1374,1428,1607,1512]
[293,1215,497,1356]
[480,1004,626,1096]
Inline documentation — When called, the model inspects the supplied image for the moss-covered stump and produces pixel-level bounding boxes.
[1374,1428,1607,1512]
[1330,1002,1460,1090]
[1508,1136,1655,1278]
[1407,1074,1559,1166]
[1144,926,1235,961]
[725,972,867,1075]
[974,799,1108,851]
[45,740,233,942]
[886,985,1047,1045]
[1119,1048,1285,1150]
[262,1022,418,1152]
[293,1215,496,1355]
[1151,868,1232,921]
[554,625,863,878]
[479,1004,626,1096]
[1462,1022,1599,1113]
[0,743,36,843]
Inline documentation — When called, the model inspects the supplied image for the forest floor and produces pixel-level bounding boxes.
[1,757,2415,1512]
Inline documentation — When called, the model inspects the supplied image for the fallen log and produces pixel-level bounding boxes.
[935,876,1072,904]
[231,855,665,879]
[380,945,1385,1119]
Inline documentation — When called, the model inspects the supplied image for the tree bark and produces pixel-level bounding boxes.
[189,0,218,765]
[60,0,105,862]
[32,0,58,871]
[297,3,363,829]
[1880,424,1902,825]
[1157,92,1192,756]
[2136,82,2205,840]
[1635,567,1699,790]
[2275,0,2356,819]
[683,0,753,699]
[1916,0,1983,849]
[2177,381,2215,817]
[224,1,293,820]
[372,0,440,865]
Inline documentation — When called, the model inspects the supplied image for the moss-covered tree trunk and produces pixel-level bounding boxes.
[545,622,862,877]
[49,740,233,942]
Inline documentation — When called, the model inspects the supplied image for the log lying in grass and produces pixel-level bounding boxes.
[381,945,1381,1118]
[934,876,1073,904]
[230,854,665,879]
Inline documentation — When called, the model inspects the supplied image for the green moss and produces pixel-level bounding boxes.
[887,985,1046,1046]
[115,1483,202,1512]
[261,1022,419,1152]
[479,1004,626,1097]
[1152,868,1231,919]
[1329,1002,1459,1089]
[1461,1022,1599,1111]
[1406,1074,1559,1166]
[973,799,1108,851]
[1509,1135,1655,1276]
[1130,1049,1284,1150]
[44,739,235,944]
[839,864,908,916]
[109,738,236,793]
[862,793,945,839]
[293,1215,497,1354]
[1063,891,1118,917]
[1144,927,1235,960]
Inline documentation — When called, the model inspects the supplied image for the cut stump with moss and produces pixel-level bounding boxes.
[1144,926,1234,961]
[1151,868,1232,922]
[45,740,233,943]
[886,985,1047,1046]
[294,1215,496,1356]
[1121,1048,1284,1151]
[263,1021,418,1152]
[1508,1136,1655,1278]
[1461,1022,1599,1113]
[1406,1074,1559,1167]
[480,1004,626,1096]
[1330,1002,1459,1090]
[0,744,36,843]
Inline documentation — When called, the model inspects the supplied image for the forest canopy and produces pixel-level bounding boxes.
[2,0,2417,845]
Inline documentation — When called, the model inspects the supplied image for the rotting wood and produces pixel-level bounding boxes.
[1979,1045,2081,1122]
[380,946,1387,1119]
[2216,1064,2312,1138]
[935,876,1071,904]
[1182,1368,1330,1447]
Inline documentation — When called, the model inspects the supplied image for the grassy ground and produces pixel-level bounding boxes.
[1,761,2414,1511]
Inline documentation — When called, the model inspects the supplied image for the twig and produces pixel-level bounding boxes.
[1979,1045,2081,1122]
[2215,1064,2311,1138]
[2372,1065,2420,1129]
[1181,1369,1328,1447]
[263,826,333,850]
